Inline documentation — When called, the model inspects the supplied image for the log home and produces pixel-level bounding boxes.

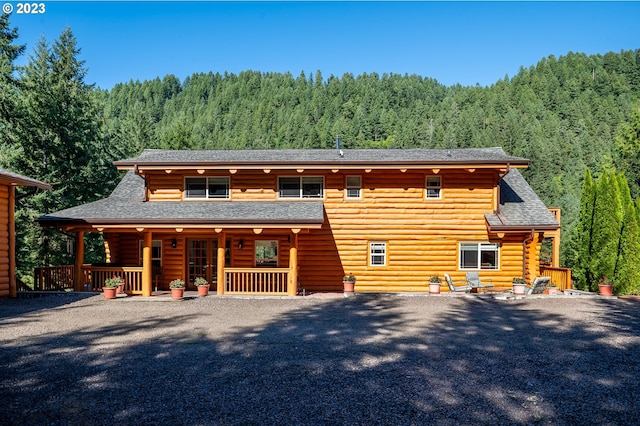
[0,169,50,298]
[37,148,561,296]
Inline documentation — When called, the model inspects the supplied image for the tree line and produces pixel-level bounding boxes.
[1,16,640,291]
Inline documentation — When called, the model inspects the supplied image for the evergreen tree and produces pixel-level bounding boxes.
[573,169,597,290]
[613,173,640,295]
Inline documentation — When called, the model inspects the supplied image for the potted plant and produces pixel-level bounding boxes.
[547,282,559,295]
[598,276,614,296]
[169,279,185,300]
[429,275,442,294]
[105,275,125,294]
[103,276,121,300]
[512,277,527,295]
[194,277,209,297]
[343,273,356,294]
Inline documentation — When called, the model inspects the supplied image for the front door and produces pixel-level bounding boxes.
[188,239,218,287]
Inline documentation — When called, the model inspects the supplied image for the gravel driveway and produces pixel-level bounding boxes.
[1,293,639,425]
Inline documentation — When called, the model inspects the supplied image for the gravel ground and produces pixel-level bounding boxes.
[1,293,639,426]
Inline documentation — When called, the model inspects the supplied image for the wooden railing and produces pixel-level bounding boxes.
[82,266,143,294]
[34,265,144,294]
[541,266,573,291]
[34,265,75,291]
[225,268,290,295]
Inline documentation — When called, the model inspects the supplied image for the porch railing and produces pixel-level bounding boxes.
[224,268,290,295]
[34,265,143,294]
[540,266,573,291]
[34,265,75,291]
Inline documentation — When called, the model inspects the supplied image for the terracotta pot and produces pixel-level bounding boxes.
[103,287,117,300]
[513,283,526,295]
[197,285,210,297]
[116,283,125,294]
[171,288,185,300]
[547,288,559,295]
[429,283,441,294]
[343,281,355,293]
[599,284,614,296]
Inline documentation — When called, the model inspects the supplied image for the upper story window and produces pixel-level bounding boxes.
[426,176,442,199]
[278,176,324,199]
[346,175,362,199]
[185,177,230,199]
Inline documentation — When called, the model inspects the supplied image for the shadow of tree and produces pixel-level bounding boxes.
[1,295,639,425]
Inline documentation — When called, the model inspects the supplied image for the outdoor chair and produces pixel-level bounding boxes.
[465,271,494,292]
[526,276,551,295]
[444,273,472,293]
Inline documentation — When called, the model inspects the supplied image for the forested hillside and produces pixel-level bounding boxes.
[1,18,639,279]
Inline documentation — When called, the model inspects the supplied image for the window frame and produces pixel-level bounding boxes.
[138,239,162,268]
[369,241,388,267]
[458,242,499,270]
[425,175,442,199]
[345,175,362,199]
[184,176,230,199]
[277,176,324,199]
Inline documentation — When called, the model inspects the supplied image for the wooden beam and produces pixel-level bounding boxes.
[288,233,298,296]
[74,231,85,292]
[217,232,225,295]
[142,231,152,297]
[8,186,15,298]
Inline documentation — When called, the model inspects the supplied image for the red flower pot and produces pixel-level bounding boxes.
[171,288,185,300]
[103,287,117,300]
[599,284,614,296]
[197,285,210,297]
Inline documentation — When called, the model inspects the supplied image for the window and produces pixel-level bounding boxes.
[346,175,362,199]
[426,176,442,199]
[278,176,324,198]
[185,177,229,199]
[459,242,499,270]
[255,240,278,267]
[369,242,387,266]
[139,240,162,268]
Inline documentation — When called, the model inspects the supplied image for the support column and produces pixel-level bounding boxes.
[74,231,85,292]
[288,232,298,296]
[142,231,152,297]
[8,186,16,298]
[552,235,561,268]
[217,232,225,295]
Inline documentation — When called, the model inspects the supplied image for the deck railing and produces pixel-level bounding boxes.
[540,266,573,291]
[224,268,290,295]
[34,265,75,291]
[34,265,144,294]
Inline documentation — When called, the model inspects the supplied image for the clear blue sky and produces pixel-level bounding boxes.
[7,1,640,90]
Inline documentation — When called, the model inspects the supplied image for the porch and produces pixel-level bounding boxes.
[34,265,295,296]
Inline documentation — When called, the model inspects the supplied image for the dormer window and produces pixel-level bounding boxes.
[278,176,324,199]
[185,177,230,199]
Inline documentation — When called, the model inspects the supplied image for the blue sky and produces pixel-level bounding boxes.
[7,1,640,90]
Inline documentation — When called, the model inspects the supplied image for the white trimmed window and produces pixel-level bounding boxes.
[459,242,499,270]
[369,241,387,267]
[278,176,324,199]
[346,175,362,199]
[185,177,230,199]
[426,176,442,199]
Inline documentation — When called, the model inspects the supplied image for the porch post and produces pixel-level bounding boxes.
[217,232,225,295]
[74,231,85,292]
[288,233,298,296]
[142,231,152,297]
[8,186,16,297]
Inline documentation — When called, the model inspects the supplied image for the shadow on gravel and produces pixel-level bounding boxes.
[0,292,99,320]
[1,295,639,425]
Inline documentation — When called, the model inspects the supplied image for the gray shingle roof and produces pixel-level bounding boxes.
[0,168,51,189]
[115,147,529,168]
[38,171,324,226]
[485,169,559,230]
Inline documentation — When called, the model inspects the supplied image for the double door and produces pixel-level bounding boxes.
[187,238,231,286]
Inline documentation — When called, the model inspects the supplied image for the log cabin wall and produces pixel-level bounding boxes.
[0,184,10,297]
[133,168,532,292]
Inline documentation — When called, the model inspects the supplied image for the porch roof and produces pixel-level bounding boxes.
[38,172,324,229]
[0,168,51,189]
[485,169,559,232]
[114,147,530,171]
